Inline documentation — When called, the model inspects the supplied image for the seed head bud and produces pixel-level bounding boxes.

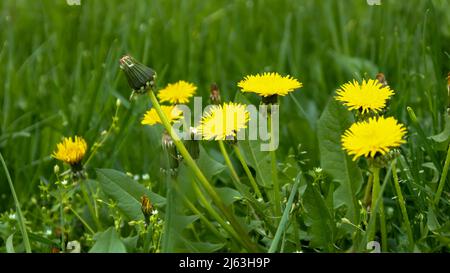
[116,98,121,108]
[210,83,222,105]
[183,127,200,160]
[161,130,179,171]
[141,195,153,218]
[119,55,157,94]
[376,72,388,88]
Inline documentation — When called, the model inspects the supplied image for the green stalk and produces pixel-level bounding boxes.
[369,166,387,251]
[0,151,31,253]
[57,181,66,252]
[268,173,301,253]
[173,183,224,240]
[69,207,95,235]
[434,143,450,205]
[363,173,373,207]
[218,140,242,185]
[233,145,263,200]
[148,91,257,252]
[391,160,414,251]
[80,182,102,231]
[268,114,281,217]
[84,100,120,168]
[191,182,241,242]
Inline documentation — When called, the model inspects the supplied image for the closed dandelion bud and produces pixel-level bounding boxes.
[119,55,157,95]
[209,83,222,105]
[141,195,153,218]
[376,73,388,88]
[161,130,179,172]
[183,127,200,160]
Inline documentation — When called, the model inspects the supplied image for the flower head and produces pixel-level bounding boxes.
[141,105,182,126]
[157,80,197,104]
[342,117,407,161]
[119,55,157,94]
[336,79,394,113]
[197,102,249,140]
[238,72,302,97]
[52,136,87,166]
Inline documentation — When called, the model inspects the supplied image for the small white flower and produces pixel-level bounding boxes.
[151,209,158,215]
[61,180,68,186]
[9,213,16,220]
[142,173,150,180]
[133,175,140,181]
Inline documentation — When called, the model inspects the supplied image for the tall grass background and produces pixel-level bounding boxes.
[1,0,449,213]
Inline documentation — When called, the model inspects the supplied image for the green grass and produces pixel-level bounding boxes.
[1,0,450,253]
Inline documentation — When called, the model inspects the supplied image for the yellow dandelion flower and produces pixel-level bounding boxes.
[336,79,394,113]
[141,105,182,126]
[157,80,197,104]
[198,102,249,140]
[52,136,88,165]
[238,72,302,97]
[342,117,407,161]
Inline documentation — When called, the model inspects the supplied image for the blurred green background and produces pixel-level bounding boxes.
[1,0,449,210]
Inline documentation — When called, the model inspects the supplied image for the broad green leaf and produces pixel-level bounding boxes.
[96,169,165,220]
[6,233,15,253]
[430,115,450,143]
[238,140,271,189]
[197,146,226,180]
[216,187,242,206]
[89,227,127,253]
[317,99,362,223]
[303,183,335,250]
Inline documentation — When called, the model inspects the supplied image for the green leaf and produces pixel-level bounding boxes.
[89,227,127,253]
[6,233,15,253]
[317,99,362,223]
[178,240,225,252]
[303,183,335,250]
[430,115,450,144]
[197,146,226,180]
[96,169,165,220]
[216,187,242,206]
[238,140,271,189]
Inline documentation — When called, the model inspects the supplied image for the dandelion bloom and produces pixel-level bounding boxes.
[53,136,87,165]
[198,102,249,140]
[342,117,407,161]
[238,72,302,97]
[141,105,182,126]
[157,80,197,104]
[336,79,394,113]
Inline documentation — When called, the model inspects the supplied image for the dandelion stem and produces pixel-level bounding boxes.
[80,182,102,231]
[233,145,264,200]
[84,101,120,168]
[369,166,387,251]
[218,141,241,185]
[148,90,257,252]
[268,113,281,217]
[173,183,224,240]
[68,207,95,235]
[191,181,241,242]
[434,143,450,205]
[391,160,414,251]
[363,173,373,207]
[0,152,32,253]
